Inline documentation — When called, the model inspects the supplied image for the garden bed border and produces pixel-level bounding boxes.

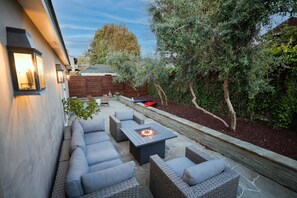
[119,95,297,192]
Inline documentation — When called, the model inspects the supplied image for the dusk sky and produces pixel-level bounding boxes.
[52,0,292,59]
[52,0,156,58]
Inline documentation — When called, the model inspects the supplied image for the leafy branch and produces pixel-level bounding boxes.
[62,98,100,120]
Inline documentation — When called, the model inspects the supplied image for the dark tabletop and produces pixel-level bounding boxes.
[120,122,177,147]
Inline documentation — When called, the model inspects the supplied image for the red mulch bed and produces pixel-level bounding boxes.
[136,96,297,160]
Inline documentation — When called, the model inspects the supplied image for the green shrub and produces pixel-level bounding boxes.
[149,76,297,131]
[271,80,297,129]
[62,98,100,120]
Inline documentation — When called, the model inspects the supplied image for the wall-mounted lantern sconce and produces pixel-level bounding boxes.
[6,27,46,96]
[56,64,65,83]
[66,71,70,81]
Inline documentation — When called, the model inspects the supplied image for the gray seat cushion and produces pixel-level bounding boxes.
[115,110,134,121]
[66,148,89,198]
[86,140,119,165]
[79,117,105,133]
[84,132,110,145]
[82,161,136,194]
[89,158,123,172]
[165,157,195,177]
[121,120,140,129]
[71,129,86,153]
[182,159,226,185]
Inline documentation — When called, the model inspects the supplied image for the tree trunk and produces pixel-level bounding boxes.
[189,82,229,128]
[223,78,236,131]
[131,85,138,91]
[156,84,168,106]
[126,82,137,91]
[154,83,164,105]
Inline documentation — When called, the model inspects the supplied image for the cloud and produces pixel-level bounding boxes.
[91,11,148,25]
[65,34,94,39]
[60,25,97,31]
[56,0,149,26]
[53,0,156,57]
[65,40,90,48]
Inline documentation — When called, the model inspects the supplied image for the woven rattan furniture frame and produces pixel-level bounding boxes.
[149,146,239,198]
[109,113,144,142]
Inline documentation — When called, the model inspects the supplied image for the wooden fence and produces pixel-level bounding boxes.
[68,76,147,98]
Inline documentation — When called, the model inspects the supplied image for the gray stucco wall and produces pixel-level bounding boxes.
[0,0,65,197]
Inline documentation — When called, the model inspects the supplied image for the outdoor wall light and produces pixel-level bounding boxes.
[56,64,65,83]
[66,72,70,81]
[6,27,46,96]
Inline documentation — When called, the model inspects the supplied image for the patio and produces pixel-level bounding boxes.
[59,99,297,198]
[2,1,297,197]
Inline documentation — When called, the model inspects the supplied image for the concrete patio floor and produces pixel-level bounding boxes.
[93,99,296,198]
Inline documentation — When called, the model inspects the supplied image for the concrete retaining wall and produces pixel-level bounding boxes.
[119,95,297,192]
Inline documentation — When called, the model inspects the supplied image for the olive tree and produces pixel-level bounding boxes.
[106,51,169,105]
[136,58,169,106]
[105,51,140,91]
[148,0,229,128]
[148,0,296,131]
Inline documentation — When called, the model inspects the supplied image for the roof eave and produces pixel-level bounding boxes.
[17,0,70,66]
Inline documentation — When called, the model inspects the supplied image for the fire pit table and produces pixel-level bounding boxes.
[120,122,177,165]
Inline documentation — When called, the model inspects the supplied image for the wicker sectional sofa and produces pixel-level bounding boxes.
[65,117,139,198]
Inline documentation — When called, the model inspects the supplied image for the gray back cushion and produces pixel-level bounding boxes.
[72,119,84,135]
[79,117,105,133]
[82,161,136,194]
[66,148,89,198]
[71,129,86,153]
[115,110,134,121]
[182,159,226,185]
[165,156,195,177]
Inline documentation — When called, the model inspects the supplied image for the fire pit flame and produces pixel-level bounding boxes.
[137,127,158,137]
[141,129,154,137]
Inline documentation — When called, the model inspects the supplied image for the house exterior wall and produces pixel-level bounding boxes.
[0,0,66,197]
[68,76,148,98]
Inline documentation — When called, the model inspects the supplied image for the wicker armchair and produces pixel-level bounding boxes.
[101,94,109,106]
[109,110,144,142]
[149,146,239,198]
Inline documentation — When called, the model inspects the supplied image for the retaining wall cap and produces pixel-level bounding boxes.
[119,95,297,170]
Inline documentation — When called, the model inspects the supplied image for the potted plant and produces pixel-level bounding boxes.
[62,97,100,120]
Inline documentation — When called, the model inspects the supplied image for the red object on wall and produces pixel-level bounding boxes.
[144,101,157,107]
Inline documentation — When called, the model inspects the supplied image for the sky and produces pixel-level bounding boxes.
[52,0,294,59]
[52,0,157,58]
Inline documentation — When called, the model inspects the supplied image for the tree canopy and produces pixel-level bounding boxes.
[86,24,140,64]
[262,25,297,129]
[105,51,140,90]
[106,51,169,105]
[148,0,296,131]
[138,58,169,105]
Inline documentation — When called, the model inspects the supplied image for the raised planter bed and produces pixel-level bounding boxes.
[119,95,297,192]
